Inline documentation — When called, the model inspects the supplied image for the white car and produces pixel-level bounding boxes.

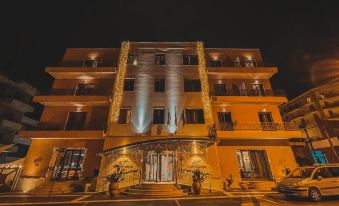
[277,164,339,201]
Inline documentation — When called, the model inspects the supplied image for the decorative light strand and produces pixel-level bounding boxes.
[109,41,130,124]
[197,41,213,123]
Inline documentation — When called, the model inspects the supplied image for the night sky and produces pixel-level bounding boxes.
[1,0,338,98]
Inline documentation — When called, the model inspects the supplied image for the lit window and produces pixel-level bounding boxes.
[182,55,198,65]
[153,107,165,124]
[124,78,135,91]
[119,107,132,124]
[185,109,204,124]
[155,54,166,65]
[127,54,138,65]
[184,79,201,92]
[306,97,312,103]
[154,79,165,92]
[312,151,328,164]
[82,59,102,68]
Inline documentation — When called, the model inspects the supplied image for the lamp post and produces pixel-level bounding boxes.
[299,121,321,164]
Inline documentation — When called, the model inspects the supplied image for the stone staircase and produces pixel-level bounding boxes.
[123,183,187,198]
[248,181,276,191]
[29,181,78,194]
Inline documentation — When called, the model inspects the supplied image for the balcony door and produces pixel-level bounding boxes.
[75,83,95,95]
[214,84,227,96]
[218,112,234,130]
[251,83,265,96]
[64,112,86,130]
[258,112,276,130]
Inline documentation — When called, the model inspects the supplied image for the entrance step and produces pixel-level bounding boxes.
[29,181,78,194]
[123,183,187,197]
[247,181,276,191]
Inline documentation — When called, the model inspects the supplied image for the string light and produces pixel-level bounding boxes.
[197,41,213,123]
[109,41,130,126]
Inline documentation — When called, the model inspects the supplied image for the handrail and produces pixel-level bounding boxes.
[215,122,300,131]
[210,89,286,97]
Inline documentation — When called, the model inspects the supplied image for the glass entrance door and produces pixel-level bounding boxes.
[145,151,174,182]
[236,150,271,180]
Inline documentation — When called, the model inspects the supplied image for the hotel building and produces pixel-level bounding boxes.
[18,42,301,194]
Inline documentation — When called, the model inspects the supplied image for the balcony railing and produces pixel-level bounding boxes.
[38,88,112,96]
[215,122,300,131]
[210,89,286,97]
[207,59,269,68]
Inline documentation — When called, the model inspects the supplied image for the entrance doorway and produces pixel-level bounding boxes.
[144,151,174,183]
[236,150,271,180]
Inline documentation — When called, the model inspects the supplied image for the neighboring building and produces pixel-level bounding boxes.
[0,74,38,191]
[18,42,301,194]
[280,82,339,164]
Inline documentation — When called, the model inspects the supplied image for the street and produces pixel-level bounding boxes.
[0,192,338,206]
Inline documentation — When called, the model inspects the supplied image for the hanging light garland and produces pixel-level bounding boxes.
[197,41,213,123]
[109,41,130,125]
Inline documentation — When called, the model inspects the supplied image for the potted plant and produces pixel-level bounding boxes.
[224,175,233,191]
[189,169,205,195]
[104,163,136,196]
[238,181,249,190]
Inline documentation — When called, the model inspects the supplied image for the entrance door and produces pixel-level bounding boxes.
[145,151,174,182]
[236,150,271,180]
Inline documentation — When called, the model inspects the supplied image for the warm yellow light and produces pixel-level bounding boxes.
[109,41,130,124]
[197,41,213,123]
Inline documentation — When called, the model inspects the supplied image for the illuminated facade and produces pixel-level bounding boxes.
[18,42,301,194]
[280,82,339,164]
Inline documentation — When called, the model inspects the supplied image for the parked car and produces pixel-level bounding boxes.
[277,164,339,201]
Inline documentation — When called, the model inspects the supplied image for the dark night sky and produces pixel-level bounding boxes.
[0,0,338,98]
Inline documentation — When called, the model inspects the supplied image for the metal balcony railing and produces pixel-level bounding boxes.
[215,122,300,131]
[38,88,112,96]
[207,59,271,68]
[210,89,286,97]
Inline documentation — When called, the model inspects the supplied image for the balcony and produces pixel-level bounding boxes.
[214,122,302,139]
[0,118,22,132]
[18,123,104,139]
[207,60,277,79]
[46,67,116,80]
[34,88,111,106]
[210,89,287,104]
[0,98,34,113]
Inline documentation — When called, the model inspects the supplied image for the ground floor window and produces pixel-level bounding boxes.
[312,150,328,164]
[51,148,86,180]
[236,150,271,180]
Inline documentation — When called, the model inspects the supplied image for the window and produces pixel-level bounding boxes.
[218,112,234,131]
[209,59,222,67]
[119,107,132,124]
[51,148,86,180]
[127,54,138,65]
[328,167,339,177]
[82,59,102,68]
[155,54,165,65]
[75,83,95,95]
[312,151,328,164]
[313,167,333,179]
[154,79,165,92]
[182,55,198,65]
[251,83,265,96]
[153,107,165,124]
[184,79,201,92]
[124,78,135,91]
[258,111,276,131]
[65,112,86,130]
[185,109,204,124]
[214,84,227,96]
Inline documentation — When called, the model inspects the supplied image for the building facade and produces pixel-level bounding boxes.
[18,42,300,194]
[280,82,339,164]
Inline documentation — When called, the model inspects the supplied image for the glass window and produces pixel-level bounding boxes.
[289,167,315,178]
[328,167,339,177]
[185,109,204,124]
[65,112,86,130]
[51,148,86,180]
[184,79,201,92]
[182,55,198,65]
[124,78,135,91]
[154,79,165,92]
[119,107,132,124]
[314,167,333,179]
[127,54,138,65]
[153,107,165,124]
[209,59,222,67]
[82,59,102,68]
[155,54,165,65]
[75,83,95,95]
[312,151,328,164]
